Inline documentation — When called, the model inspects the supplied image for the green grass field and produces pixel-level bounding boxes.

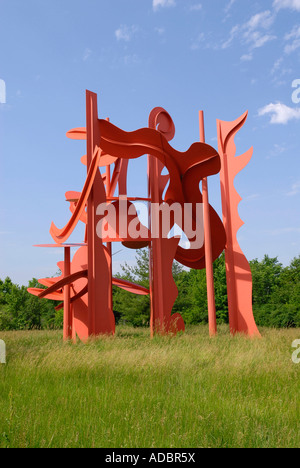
[0,325,299,448]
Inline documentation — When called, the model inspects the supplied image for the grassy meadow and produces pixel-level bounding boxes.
[0,325,299,448]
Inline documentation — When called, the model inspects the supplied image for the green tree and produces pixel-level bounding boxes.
[0,277,59,330]
[250,255,283,306]
[1,252,300,331]
[112,248,187,326]
[213,253,228,323]
[182,268,207,324]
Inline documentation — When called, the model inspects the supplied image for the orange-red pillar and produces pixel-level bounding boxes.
[148,154,165,336]
[86,90,114,336]
[63,246,72,340]
[199,111,217,336]
[105,163,113,314]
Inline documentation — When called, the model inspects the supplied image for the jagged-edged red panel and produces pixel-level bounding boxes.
[217,112,260,337]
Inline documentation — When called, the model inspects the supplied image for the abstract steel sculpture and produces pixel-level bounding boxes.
[217,113,260,337]
[28,90,260,340]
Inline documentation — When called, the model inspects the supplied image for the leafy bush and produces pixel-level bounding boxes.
[1,252,299,330]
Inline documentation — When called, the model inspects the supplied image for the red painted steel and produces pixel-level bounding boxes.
[28,90,259,340]
[63,247,72,340]
[148,108,184,336]
[217,112,260,337]
[199,111,217,337]
[85,91,115,337]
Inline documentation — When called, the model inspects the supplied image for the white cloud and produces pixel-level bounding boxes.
[285,40,300,54]
[273,0,300,11]
[189,3,202,11]
[190,32,205,51]
[0,79,6,104]
[270,57,293,86]
[266,143,288,158]
[245,193,260,201]
[245,10,275,30]
[83,48,92,61]
[284,25,300,53]
[123,54,140,65]
[245,31,276,49]
[225,0,237,13]
[285,25,300,40]
[271,57,283,74]
[221,25,239,49]
[286,181,300,196]
[241,53,253,61]
[153,0,176,12]
[115,25,138,42]
[243,11,276,49]
[155,27,165,35]
[221,10,276,51]
[258,102,300,124]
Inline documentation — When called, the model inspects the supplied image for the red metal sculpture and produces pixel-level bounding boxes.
[217,113,261,337]
[28,90,260,340]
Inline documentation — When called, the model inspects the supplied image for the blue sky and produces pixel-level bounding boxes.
[0,0,299,285]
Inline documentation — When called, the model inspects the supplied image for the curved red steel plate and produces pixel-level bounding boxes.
[38,270,88,299]
[66,127,87,140]
[49,147,101,244]
[27,288,63,301]
[112,277,149,295]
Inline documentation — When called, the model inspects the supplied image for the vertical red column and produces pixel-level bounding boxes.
[86,91,96,335]
[86,91,115,336]
[147,108,185,336]
[63,246,71,340]
[105,163,113,315]
[148,155,165,335]
[199,111,217,336]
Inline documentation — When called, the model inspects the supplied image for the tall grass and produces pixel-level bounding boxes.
[0,325,299,448]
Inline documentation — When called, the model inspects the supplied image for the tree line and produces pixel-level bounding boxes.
[0,251,299,331]
[0,278,63,331]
